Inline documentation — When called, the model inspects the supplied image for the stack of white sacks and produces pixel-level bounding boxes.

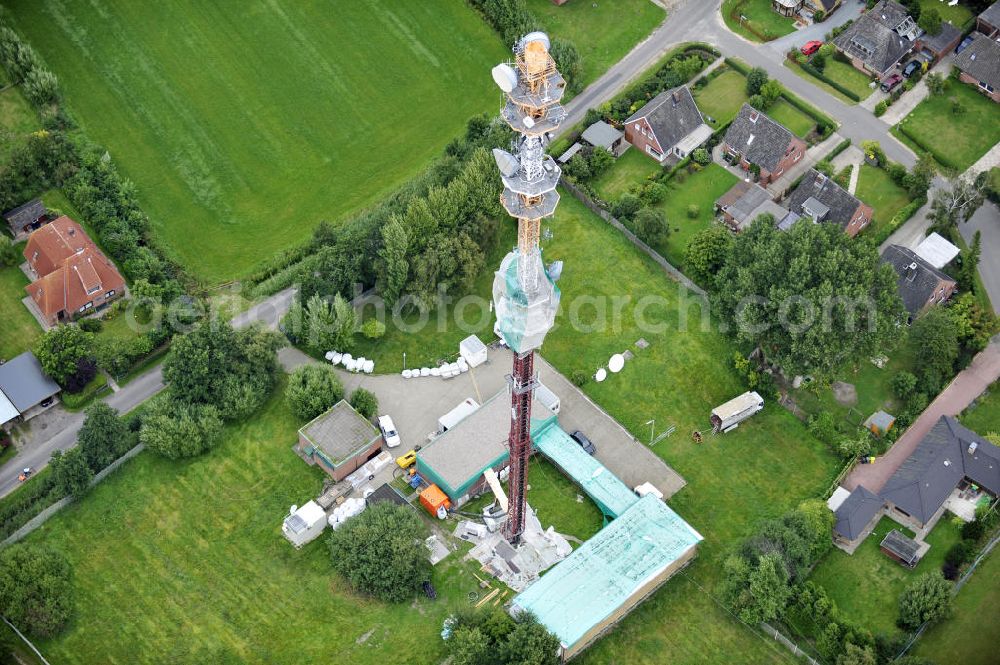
[401,356,469,379]
[328,497,366,530]
[324,351,374,374]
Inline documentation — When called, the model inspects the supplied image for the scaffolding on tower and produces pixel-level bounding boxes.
[489,32,568,544]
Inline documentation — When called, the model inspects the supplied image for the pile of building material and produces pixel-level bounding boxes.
[328,497,366,530]
[325,351,374,374]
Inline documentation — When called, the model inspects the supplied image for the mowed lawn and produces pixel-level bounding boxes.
[591,148,661,202]
[0,252,41,361]
[28,382,491,665]
[694,69,749,128]
[722,0,796,42]
[896,81,1000,172]
[808,516,963,636]
[654,164,739,269]
[961,384,1000,433]
[856,164,911,238]
[767,99,815,138]
[914,547,1000,665]
[7,0,506,284]
[526,0,664,90]
[0,82,37,161]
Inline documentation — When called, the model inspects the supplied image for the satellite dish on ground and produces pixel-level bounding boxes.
[609,354,625,373]
[520,31,551,52]
[492,148,520,177]
[595,368,607,382]
[491,63,518,93]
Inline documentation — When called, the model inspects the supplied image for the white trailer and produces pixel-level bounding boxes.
[459,335,488,368]
[534,381,560,415]
[711,391,764,433]
[282,501,327,549]
[437,398,481,433]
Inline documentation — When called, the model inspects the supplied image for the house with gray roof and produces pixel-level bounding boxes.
[722,104,807,186]
[581,120,629,157]
[881,416,1000,529]
[2,199,48,241]
[880,245,957,320]
[785,169,874,237]
[715,180,799,232]
[0,351,60,424]
[833,0,918,77]
[833,485,884,545]
[954,32,1000,103]
[625,86,712,163]
[295,400,383,482]
[976,1,1000,37]
[913,21,963,65]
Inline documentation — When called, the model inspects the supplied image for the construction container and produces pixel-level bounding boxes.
[282,501,327,549]
[710,391,763,433]
[420,484,451,519]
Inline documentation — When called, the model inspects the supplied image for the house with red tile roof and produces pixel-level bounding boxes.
[23,216,126,326]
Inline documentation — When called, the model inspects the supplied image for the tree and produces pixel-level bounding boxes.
[746,67,769,96]
[759,80,783,108]
[838,433,872,460]
[34,324,92,386]
[633,207,669,246]
[349,388,378,419]
[745,553,792,623]
[0,544,74,637]
[330,293,358,350]
[77,402,131,472]
[446,608,559,665]
[918,7,942,35]
[812,52,827,73]
[925,72,947,96]
[327,502,430,602]
[947,293,998,353]
[50,448,92,499]
[837,643,877,665]
[499,613,561,665]
[891,371,918,400]
[685,225,733,288]
[139,401,223,459]
[929,175,987,231]
[611,192,642,223]
[898,572,952,629]
[692,148,711,165]
[378,218,409,307]
[902,155,935,198]
[713,221,904,376]
[0,234,20,267]
[959,230,981,293]
[910,308,959,394]
[549,38,582,94]
[588,147,614,177]
[796,499,835,559]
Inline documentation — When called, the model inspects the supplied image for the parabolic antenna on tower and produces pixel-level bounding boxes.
[492,148,520,178]
[491,64,518,93]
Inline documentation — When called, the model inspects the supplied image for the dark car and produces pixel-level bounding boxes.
[880,73,903,92]
[902,60,921,78]
[955,35,975,54]
[570,430,596,456]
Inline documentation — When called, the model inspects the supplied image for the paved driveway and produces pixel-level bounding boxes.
[279,346,687,499]
[960,201,1000,313]
[765,1,864,55]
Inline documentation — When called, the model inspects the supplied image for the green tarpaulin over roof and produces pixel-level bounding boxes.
[511,494,703,653]
[533,424,639,518]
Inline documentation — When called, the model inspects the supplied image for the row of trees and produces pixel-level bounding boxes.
[0,23,60,107]
[284,363,378,421]
[445,607,561,665]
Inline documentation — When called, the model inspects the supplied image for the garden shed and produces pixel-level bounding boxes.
[880,529,921,568]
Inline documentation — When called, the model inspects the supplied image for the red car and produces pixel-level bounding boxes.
[881,73,903,92]
[801,40,823,56]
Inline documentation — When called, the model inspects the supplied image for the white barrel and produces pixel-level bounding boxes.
[331,352,343,365]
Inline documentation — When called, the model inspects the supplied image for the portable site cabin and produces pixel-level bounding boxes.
[437,398,481,434]
[534,381,560,415]
[459,335,488,368]
[711,391,764,433]
[282,501,327,548]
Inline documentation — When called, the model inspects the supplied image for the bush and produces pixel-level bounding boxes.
[446,608,560,665]
[285,364,344,421]
[961,518,985,542]
[686,204,700,219]
[633,206,668,246]
[944,539,975,568]
[692,148,711,165]
[349,388,378,419]
[62,356,98,394]
[898,572,952,630]
[570,369,589,387]
[747,67,769,96]
[611,193,642,223]
[49,447,92,500]
[874,100,888,117]
[891,371,917,400]
[23,68,60,106]
[77,318,103,333]
[328,502,431,602]
[139,401,224,459]
[0,544,74,637]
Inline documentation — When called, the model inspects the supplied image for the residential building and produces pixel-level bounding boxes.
[833,0,918,77]
[0,351,60,426]
[716,180,799,232]
[881,416,1000,530]
[22,216,126,326]
[3,198,48,241]
[880,244,958,320]
[954,32,1000,102]
[772,0,802,17]
[722,104,807,185]
[832,484,884,546]
[913,21,963,66]
[785,169,874,237]
[976,1,1000,37]
[295,400,383,482]
[625,86,713,163]
[580,120,629,158]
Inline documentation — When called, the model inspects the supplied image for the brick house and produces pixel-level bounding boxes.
[785,169,874,237]
[833,0,918,78]
[954,32,1000,102]
[624,86,713,163]
[880,244,957,321]
[23,216,126,326]
[722,104,807,185]
[912,21,963,67]
[976,1,1000,37]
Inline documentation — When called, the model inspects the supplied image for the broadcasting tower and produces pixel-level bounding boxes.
[490,32,567,544]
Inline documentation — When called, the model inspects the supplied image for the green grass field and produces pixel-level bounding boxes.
[767,98,816,138]
[896,80,1000,172]
[856,164,912,239]
[808,515,964,636]
[0,83,37,161]
[694,70,749,127]
[914,546,1000,665]
[591,149,661,203]
[918,0,973,26]
[0,243,41,361]
[961,384,1000,434]
[7,0,506,284]
[721,0,796,42]
[785,59,874,105]
[526,0,664,91]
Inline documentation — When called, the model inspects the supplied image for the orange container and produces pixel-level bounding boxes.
[419,484,451,517]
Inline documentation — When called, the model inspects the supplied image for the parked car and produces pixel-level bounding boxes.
[955,35,975,54]
[378,414,401,448]
[569,430,596,456]
[801,40,823,56]
[881,73,903,92]
[395,447,420,469]
[902,60,921,78]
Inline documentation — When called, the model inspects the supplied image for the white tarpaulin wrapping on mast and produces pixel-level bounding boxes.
[493,249,560,354]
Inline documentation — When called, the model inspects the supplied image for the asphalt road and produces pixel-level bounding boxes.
[960,201,1000,312]
[0,287,297,498]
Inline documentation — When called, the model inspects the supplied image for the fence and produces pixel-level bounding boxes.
[760,622,821,665]
[1,444,145,547]
[560,178,707,298]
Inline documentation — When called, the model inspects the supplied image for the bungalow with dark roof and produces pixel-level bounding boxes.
[880,245,957,320]
[833,0,918,77]
[833,484,884,547]
[722,104,807,186]
[976,1,1000,37]
[23,216,127,327]
[785,169,874,237]
[3,199,49,241]
[625,86,713,163]
[581,121,629,158]
[954,32,1000,102]
[880,416,1000,531]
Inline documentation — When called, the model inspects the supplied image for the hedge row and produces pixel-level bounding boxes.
[798,61,862,102]
[872,195,927,246]
[822,138,852,163]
